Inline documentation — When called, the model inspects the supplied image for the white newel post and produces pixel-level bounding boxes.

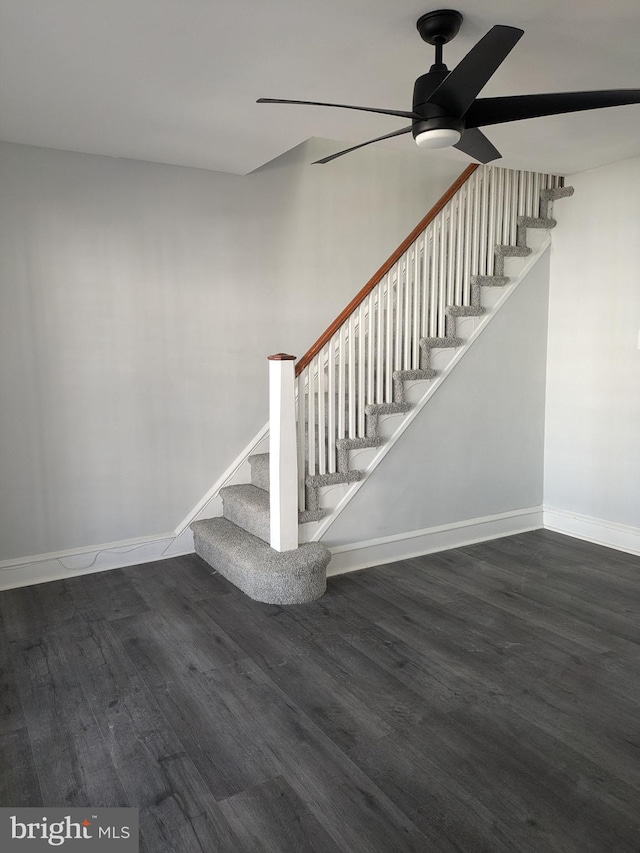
[268,353,299,552]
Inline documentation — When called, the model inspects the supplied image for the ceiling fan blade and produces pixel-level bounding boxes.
[429,25,524,117]
[257,98,422,121]
[453,128,501,163]
[465,89,640,128]
[312,126,413,164]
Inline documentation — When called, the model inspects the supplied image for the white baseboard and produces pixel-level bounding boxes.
[0,532,195,591]
[327,506,543,576]
[5,504,636,592]
[543,507,640,557]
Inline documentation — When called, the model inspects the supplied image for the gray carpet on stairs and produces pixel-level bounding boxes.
[220,483,270,543]
[191,517,330,604]
[248,452,270,492]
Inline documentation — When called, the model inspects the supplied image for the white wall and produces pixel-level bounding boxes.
[324,250,550,550]
[0,139,461,560]
[544,156,640,546]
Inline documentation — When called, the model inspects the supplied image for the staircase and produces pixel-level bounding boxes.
[191,166,573,604]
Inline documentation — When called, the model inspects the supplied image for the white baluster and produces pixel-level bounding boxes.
[526,171,534,218]
[327,339,336,474]
[376,283,384,403]
[358,302,365,436]
[532,172,541,218]
[455,191,464,305]
[337,325,346,439]
[516,170,525,219]
[437,213,447,336]
[367,292,374,404]
[412,243,420,368]
[421,227,430,338]
[463,182,472,296]
[486,168,496,275]
[503,170,513,245]
[348,314,356,438]
[317,346,326,475]
[495,167,504,256]
[385,272,393,402]
[471,170,481,276]
[429,222,439,337]
[447,201,456,309]
[403,254,411,370]
[392,264,400,372]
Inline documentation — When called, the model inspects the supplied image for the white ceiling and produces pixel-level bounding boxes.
[1,0,639,176]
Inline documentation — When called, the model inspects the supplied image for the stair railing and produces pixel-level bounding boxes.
[277,164,563,524]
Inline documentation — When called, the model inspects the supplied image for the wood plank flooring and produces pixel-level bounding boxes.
[1,529,639,852]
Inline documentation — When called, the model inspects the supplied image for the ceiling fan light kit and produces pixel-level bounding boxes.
[258,9,640,165]
[414,125,463,149]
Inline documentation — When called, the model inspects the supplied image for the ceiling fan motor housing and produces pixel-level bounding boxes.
[413,70,452,113]
[412,71,464,147]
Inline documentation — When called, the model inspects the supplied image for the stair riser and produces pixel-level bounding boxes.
[248,453,270,492]
[220,485,270,544]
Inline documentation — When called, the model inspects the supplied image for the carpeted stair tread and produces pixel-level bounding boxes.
[365,401,412,416]
[306,470,364,488]
[222,479,330,531]
[471,275,510,287]
[191,517,329,604]
[446,305,486,317]
[517,216,556,229]
[421,335,464,349]
[540,186,574,200]
[516,216,556,247]
[494,244,532,258]
[248,453,269,492]
[494,244,532,275]
[336,435,384,473]
[220,483,270,543]
[336,436,384,451]
[298,508,329,524]
[392,368,437,402]
[540,185,574,218]
[393,368,437,381]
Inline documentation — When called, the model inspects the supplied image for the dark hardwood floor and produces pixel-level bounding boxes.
[1,529,639,852]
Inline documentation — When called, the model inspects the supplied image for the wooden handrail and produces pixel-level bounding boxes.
[295,163,479,376]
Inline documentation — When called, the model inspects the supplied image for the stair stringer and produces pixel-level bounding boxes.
[299,228,553,545]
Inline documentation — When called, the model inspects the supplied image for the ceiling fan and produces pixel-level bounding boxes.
[257,9,640,164]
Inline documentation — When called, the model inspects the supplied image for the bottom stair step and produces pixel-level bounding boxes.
[191,517,330,604]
